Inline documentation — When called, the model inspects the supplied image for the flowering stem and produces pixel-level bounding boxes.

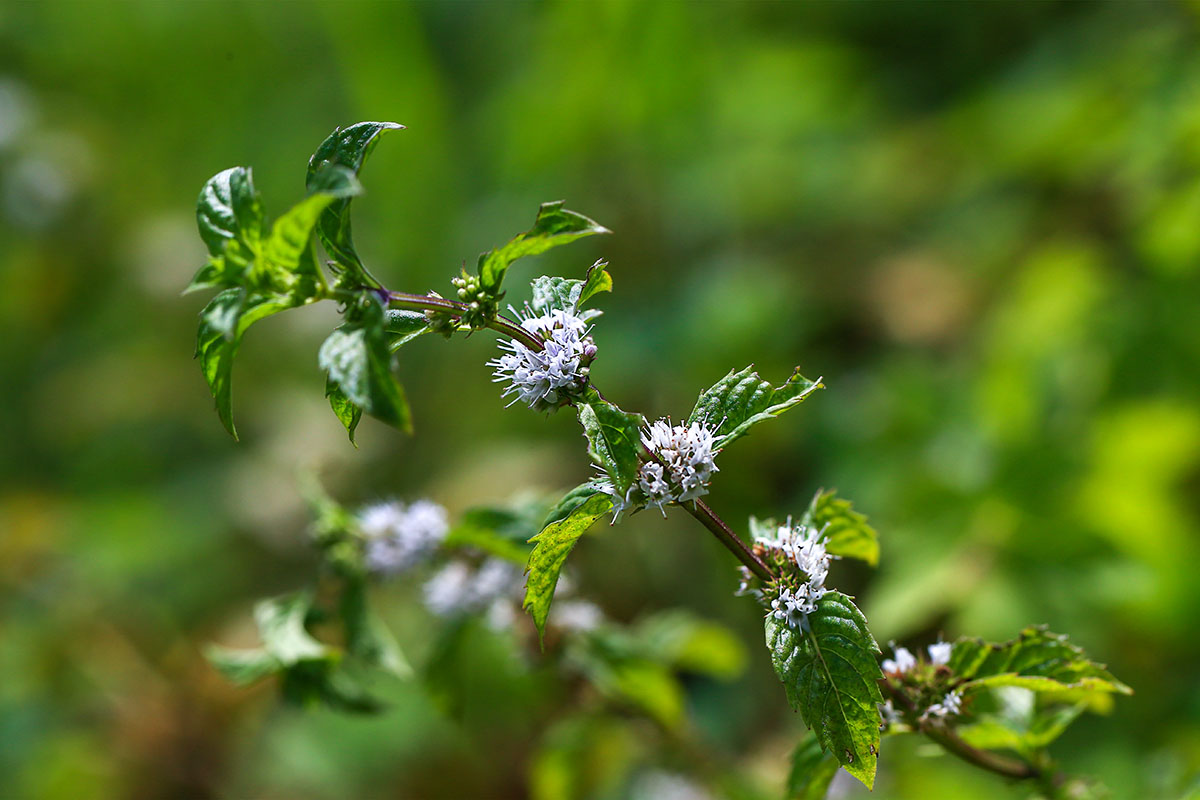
[684,499,775,582]
[385,291,546,352]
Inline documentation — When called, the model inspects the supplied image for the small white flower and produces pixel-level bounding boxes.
[882,645,917,675]
[928,640,953,666]
[488,306,595,410]
[757,522,831,629]
[924,689,963,719]
[880,698,902,726]
[638,417,720,508]
[422,561,473,617]
[360,498,449,575]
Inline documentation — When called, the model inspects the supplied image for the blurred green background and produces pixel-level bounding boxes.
[2,1,1199,798]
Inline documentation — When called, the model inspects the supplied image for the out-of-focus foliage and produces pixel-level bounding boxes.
[1,1,1198,798]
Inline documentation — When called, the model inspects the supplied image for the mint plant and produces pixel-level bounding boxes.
[192,122,1130,798]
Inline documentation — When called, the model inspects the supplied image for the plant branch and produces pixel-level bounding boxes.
[683,499,775,582]
[385,291,545,352]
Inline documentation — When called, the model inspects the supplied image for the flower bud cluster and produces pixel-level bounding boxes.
[755,522,832,631]
[358,498,449,575]
[489,306,596,411]
[451,272,498,329]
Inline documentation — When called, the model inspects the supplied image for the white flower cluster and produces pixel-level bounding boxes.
[758,523,832,630]
[422,557,523,622]
[882,640,953,675]
[489,306,596,410]
[638,418,720,512]
[359,499,449,575]
[923,689,963,720]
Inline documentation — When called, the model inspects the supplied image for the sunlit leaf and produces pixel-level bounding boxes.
[953,627,1132,696]
[802,490,879,567]
[688,365,822,448]
[766,592,883,788]
[479,201,610,294]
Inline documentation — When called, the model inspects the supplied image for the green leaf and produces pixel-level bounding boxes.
[953,627,1132,696]
[571,649,684,730]
[261,164,362,296]
[444,507,538,564]
[577,400,645,497]
[529,260,612,316]
[523,493,612,643]
[190,167,264,293]
[802,490,879,567]
[577,259,613,308]
[543,481,608,527]
[957,701,1086,754]
[197,166,262,260]
[195,289,297,439]
[384,308,430,351]
[688,366,822,449]
[478,201,610,294]
[788,732,841,800]
[254,592,332,665]
[318,300,412,433]
[766,592,883,788]
[306,121,404,286]
[326,379,363,445]
[205,645,280,687]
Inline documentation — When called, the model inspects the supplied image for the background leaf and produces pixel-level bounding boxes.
[253,592,332,665]
[766,592,883,788]
[688,366,822,448]
[787,732,840,800]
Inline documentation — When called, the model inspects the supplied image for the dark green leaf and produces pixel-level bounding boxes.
[577,400,644,498]
[197,166,262,259]
[384,308,430,351]
[523,493,612,643]
[205,645,280,686]
[766,592,883,788]
[318,301,412,433]
[195,289,297,439]
[306,121,404,286]
[788,733,840,800]
[953,627,1132,696]
[478,201,610,294]
[326,378,363,445]
[543,481,609,527]
[688,366,822,449]
[802,490,879,567]
[254,592,331,665]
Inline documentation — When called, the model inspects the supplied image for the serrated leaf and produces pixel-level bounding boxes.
[953,627,1132,697]
[195,289,297,439]
[802,490,879,567]
[577,400,644,498]
[205,645,280,686]
[766,592,883,788]
[688,366,822,449]
[523,493,612,643]
[478,201,610,294]
[306,121,404,286]
[254,592,331,665]
[318,301,412,433]
[788,732,840,800]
